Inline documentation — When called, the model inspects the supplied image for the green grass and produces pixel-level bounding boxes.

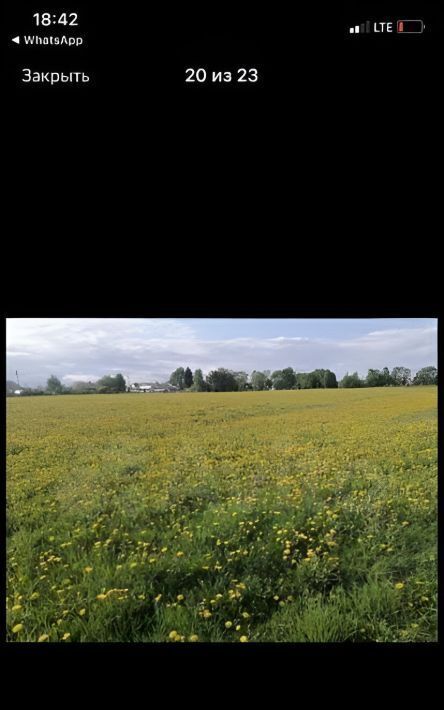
[6,387,437,642]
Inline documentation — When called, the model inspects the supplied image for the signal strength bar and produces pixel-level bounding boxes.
[349,21,371,34]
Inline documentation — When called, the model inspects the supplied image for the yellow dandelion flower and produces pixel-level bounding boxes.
[12,624,24,634]
[395,582,405,590]
[79,608,86,616]
[38,634,49,642]
[12,604,22,612]
[84,566,93,573]
[169,630,179,640]
[240,635,248,643]
[236,625,241,631]
[225,621,233,628]
[62,633,71,641]
[30,592,40,600]
[154,594,162,602]
[242,612,250,619]
[177,594,184,601]
[176,551,184,557]
[96,593,107,600]
[189,634,199,642]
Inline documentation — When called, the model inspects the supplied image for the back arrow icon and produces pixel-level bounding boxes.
[12,36,20,44]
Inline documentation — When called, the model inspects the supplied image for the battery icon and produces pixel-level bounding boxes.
[397,20,424,33]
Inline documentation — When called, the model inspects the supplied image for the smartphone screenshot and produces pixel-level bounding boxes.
[2,5,441,690]
[2,2,442,99]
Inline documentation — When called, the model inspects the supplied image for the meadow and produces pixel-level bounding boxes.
[6,387,437,642]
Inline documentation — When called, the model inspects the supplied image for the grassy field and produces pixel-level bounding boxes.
[6,387,437,642]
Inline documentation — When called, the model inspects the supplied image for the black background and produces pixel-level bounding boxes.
[2,1,441,323]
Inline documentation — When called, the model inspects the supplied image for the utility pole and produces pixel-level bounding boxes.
[16,370,20,387]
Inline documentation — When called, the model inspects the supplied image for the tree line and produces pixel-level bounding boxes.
[6,373,127,396]
[169,365,437,392]
[6,364,437,396]
[169,366,339,392]
[339,366,437,388]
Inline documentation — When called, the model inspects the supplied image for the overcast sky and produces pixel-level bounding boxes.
[6,318,437,387]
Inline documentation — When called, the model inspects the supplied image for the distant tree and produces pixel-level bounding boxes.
[46,375,64,394]
[170,367,185,390]
[96,373,126,393]
[382,367,393,386]
[271,368,295,390]
[184,367,194,389]
[271,376,285,390]
[339,372,363,388]
[233,371,248,391]
[21,387,46,396]
[251,371,267,391]
[282,367,296,389]
[294,370,334,389]
[114,374,126,392]
[206,368,238,392]
[366,369,387,387]
[307,370,324,388]
[413,366,437,385]
[294,373,308,389]
[323,370,338,388]
[193,369,207,392]
[71,380,97,393]
[264,377,273,390]
[302,372,316,389]
[314,370,327,388]
[391,366,412,386]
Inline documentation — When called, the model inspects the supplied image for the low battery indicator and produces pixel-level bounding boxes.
[397,20,424,33]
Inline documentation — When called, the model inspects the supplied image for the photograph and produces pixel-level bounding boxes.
[5,317,437,643]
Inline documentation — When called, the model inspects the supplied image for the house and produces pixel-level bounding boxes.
[129,382,153,392]
[152,384,179,393]
[130,382,153,392]
[129,382,179,393]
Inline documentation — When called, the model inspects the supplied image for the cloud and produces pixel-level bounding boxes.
[62,374,98,383]
[6,319,437,387]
